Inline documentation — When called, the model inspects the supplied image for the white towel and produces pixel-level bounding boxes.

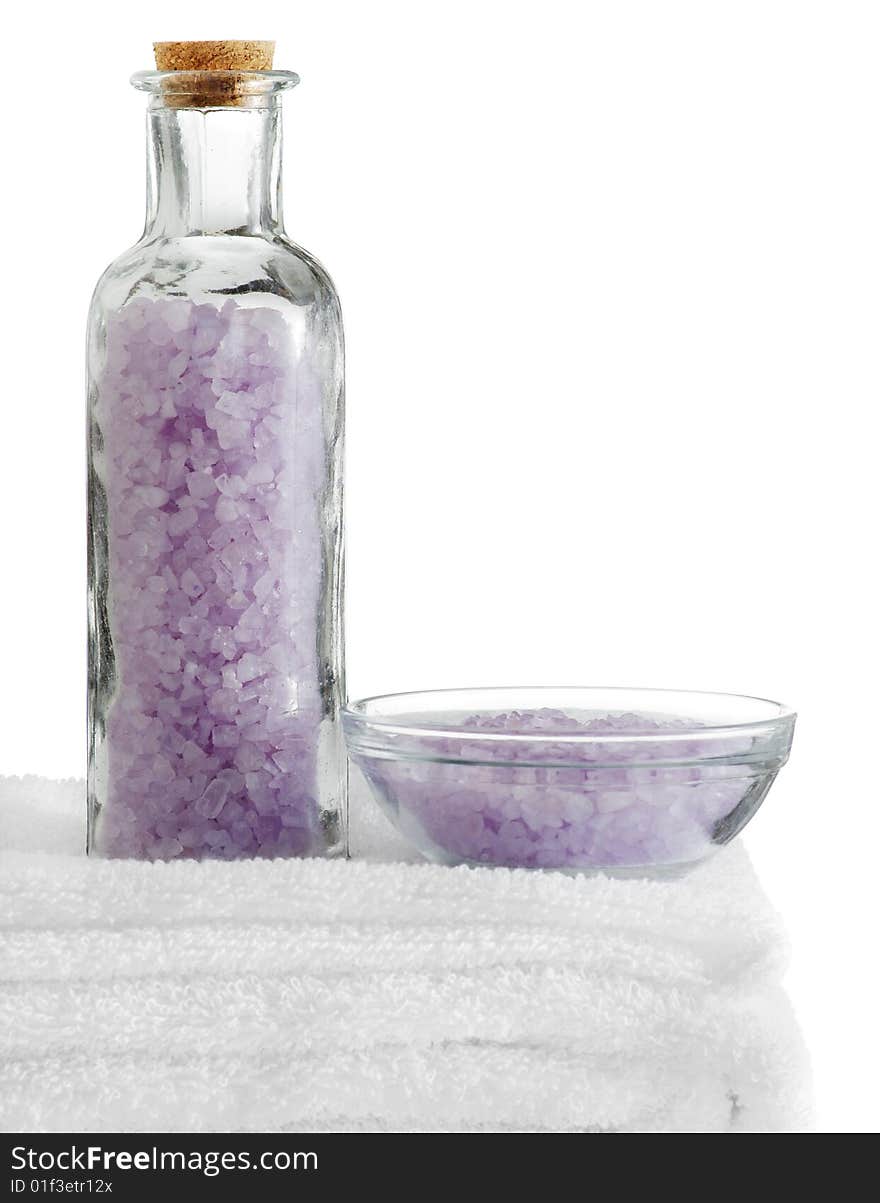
[0,774,811,1133]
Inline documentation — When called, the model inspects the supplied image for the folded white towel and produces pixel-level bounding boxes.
[0,774,811,1133]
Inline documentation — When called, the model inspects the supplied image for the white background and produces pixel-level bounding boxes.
[1,0,877,1132]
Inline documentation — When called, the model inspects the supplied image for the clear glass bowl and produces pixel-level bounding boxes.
[343,687,795,875]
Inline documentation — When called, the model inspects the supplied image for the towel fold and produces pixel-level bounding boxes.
[0,774,811,1133]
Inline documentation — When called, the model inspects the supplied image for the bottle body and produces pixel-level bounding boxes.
[87,83,345,859]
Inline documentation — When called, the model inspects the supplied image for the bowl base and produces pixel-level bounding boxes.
[420,845,712,880]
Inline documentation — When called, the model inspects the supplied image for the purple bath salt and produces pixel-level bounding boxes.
[92,297,326,859]
[355,709,755,871]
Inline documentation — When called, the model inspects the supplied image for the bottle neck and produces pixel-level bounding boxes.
[144,102,283,238]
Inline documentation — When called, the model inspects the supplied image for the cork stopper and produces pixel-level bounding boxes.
[154,41,275,73]
[152,41,277,107]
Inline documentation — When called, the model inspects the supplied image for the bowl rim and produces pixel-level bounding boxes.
[342,685,796,745]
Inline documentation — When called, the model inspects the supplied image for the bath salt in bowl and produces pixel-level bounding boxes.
[343,688,795,875]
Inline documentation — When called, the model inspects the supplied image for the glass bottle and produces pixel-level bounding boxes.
[87,46,345,859]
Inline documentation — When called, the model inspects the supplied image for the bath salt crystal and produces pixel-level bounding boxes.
[216,473,247,498]
[356,709,755,871]
[167,507,198,536]
[214,496,239,523]
[246,463,275,486]
[179,568,204,599]
[194,778,229,819]
[236,653,265,684]
[93,298,325,860]
[134,485,170,508]
[185,471,217,500]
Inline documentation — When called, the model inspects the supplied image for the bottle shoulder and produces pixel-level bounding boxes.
[89,232,341,321]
